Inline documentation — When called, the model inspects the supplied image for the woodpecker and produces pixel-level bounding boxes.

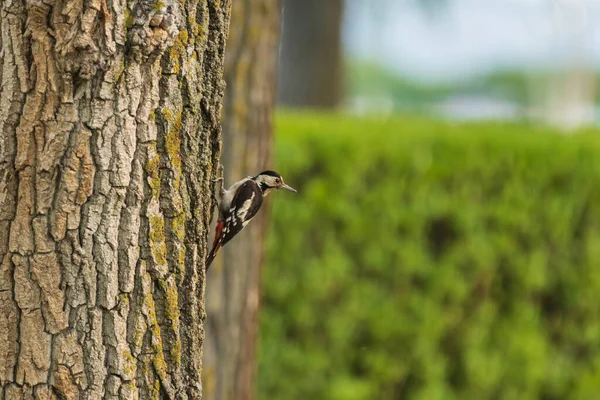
[206,167,297,269]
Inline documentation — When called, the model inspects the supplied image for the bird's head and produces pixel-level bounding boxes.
[253,170,297,196]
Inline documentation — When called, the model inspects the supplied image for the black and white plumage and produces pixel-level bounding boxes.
[206,169,296,269]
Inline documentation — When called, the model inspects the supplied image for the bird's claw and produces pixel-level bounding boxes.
[212,163,224,184]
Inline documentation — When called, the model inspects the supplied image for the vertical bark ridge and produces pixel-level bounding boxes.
[0,0,231,398]
[0,3,25,393]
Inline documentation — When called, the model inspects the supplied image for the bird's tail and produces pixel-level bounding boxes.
[206,243,221,270]
[206,220,225,271]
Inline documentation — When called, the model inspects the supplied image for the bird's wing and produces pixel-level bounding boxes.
[220,179,263,246]
[206,180,263,270]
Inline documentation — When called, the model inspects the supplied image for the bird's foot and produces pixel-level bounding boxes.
[212,163,224,184]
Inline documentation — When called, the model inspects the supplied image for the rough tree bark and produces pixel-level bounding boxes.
[277,0,343,109]
[203,1,281,400]
[0,0,230,398]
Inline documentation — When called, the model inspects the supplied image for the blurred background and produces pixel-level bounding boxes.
[204,1,600,399]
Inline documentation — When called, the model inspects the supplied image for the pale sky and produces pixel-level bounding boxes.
[344,0,600,81]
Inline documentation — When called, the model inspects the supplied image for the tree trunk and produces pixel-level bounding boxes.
[0,0,230,399]
[203,1,281,400]
[277,0,343,109]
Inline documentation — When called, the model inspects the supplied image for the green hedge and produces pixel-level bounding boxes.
[259,113,600,400]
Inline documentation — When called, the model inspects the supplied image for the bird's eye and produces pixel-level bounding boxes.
[275,178,281,184]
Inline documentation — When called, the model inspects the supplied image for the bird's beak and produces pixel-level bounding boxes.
[281,183,297,193]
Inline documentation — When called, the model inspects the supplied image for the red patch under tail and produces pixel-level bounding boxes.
[206,220,225,270]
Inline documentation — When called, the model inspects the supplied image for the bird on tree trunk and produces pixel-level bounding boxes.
[207,166,297,269]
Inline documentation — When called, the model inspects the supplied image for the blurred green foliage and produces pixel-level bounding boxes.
[346,62,533,109]
[347,62,600,112]
[259,112,600,400]
[347,62,454,108]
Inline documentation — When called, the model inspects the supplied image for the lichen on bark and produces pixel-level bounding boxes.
[0,0,230,398]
